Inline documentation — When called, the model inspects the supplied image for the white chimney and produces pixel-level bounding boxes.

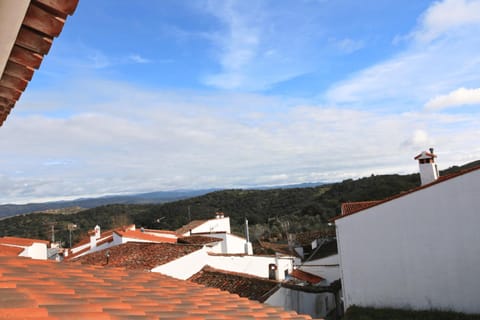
[414,148,439,185]
[94,225,101,239]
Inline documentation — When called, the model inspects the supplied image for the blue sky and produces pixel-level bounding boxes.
[1,0,480,204]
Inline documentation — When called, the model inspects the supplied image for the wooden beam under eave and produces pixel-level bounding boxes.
[23,3,65,38]
[0,86,22,102]
[9,45,43,70]
[16,27,53,55]
[0,74,29,92]
[34,0,79,16]
[0,97,15,106]
[3,61,35,81]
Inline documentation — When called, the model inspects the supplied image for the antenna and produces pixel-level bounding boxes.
[244,216,250,242]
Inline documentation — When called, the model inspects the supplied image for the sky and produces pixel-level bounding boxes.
[1,0,480,204]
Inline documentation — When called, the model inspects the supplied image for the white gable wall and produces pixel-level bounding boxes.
[299,254,340,285]
[19,242,47,260]
[152,247,209,280]
[191,217,231,234]
[266,288,336,319]
[336,169,480,313]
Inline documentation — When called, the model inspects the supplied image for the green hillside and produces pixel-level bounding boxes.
[0,161,476,247]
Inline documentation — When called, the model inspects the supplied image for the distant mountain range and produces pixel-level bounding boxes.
[0,182,327,219]
[0,189,216,219]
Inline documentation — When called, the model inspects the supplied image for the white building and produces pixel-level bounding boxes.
[0,236,49,260]
[334,152,480,314]
[176,212,253,255]
[67,224,177,259]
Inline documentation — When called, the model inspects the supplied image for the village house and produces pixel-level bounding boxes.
[334,149,480,314]
[0,236,49,260]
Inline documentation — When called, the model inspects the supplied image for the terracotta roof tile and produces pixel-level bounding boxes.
[178,235,222,245]
[0,236,49,247]
[175,219,207,235]
[258,241,298,257]
[72,242,202,270]
[0,0,78,126]
[294,230,336,246]
[188,266,280,302]
[340,200,383,216]
[334,165,480,221]
[290,269,324,284]
[114,229,177,243]
[0,244,25,256]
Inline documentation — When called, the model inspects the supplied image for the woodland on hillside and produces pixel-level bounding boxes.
[2,160,477,247]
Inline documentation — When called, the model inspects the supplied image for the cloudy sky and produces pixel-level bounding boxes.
[1,0,480,204]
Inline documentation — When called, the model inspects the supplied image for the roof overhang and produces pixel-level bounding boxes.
[0,0,78,126]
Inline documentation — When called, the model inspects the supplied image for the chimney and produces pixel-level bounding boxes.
[414,148,439,185]
[94,225,101,239]
[215,209,224,219]
[244,217,253,255]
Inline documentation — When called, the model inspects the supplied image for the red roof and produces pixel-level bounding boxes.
[334,165,480,221]
[176,219,208,235]
[73,242,203,271]
[189,266,280,302]
[341,201,382,216]
[179,235,222,245]
[0,255,311,319]
[114,229,177,243]
[414,151,436,160]
[0,236,49,247]
[0,0,79,126]
[0,244,24,256]
[290,269,324,284]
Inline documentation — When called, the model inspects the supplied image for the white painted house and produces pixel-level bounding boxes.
[0,236,49,260]
[176,212,253,255]
[334,151,480,314]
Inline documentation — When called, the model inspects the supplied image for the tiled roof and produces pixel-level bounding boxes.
[114,230,177,243]
[294,230,337,246]
[341,201,382,216]
[0,0,78,126]
[0,244,24,256]
[0,236,49,246]
[258,241,298,257]
[290,269,324,284]
[334,165,480,221]
[178,235,222,245]
[0,255,311,319]
[175,219,207,235]
[73,242,202,271]
[189,266,280,303]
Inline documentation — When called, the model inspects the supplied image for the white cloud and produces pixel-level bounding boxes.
[331,37,365,54]
[128,54,151,64]
[425,87,480,110]
[3,77,479,203]
[325,0,480,110]
[414,0,480,42]
[201,0,319,90]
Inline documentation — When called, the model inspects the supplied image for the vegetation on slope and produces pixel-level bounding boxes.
[0,161,475,247]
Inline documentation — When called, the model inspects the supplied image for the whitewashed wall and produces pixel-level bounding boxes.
[207,233,248,254]
[190,217,231,234]
[299,254,340,285]
[336,169,480,313]
[208,254,294,280]
[152,247,209,280]
[19,242,47,260]
[266,287,336,319]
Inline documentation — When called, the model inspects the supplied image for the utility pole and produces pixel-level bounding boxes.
[67,223,77,248]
